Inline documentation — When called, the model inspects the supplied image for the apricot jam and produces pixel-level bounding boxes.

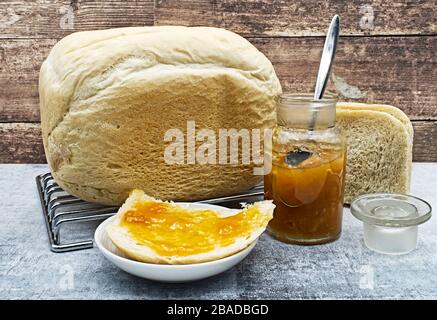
[265,145,346,244]
[265,92,346,245]
[120,202,265,256]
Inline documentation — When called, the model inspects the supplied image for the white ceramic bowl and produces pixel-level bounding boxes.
[94,202,258,282]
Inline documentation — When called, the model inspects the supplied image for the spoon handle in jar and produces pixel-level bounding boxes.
[309,15,340,130]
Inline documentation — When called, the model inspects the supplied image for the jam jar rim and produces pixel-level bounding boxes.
[279,92,338,105]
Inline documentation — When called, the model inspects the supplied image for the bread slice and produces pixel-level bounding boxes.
[106,190,275,264]
[335,103,413,203]
[337,102,414,140]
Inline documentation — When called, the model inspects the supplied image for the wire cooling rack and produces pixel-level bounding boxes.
[36,173,264,253]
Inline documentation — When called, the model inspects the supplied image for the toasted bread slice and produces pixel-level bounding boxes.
[106,190,275,264]
[336,103,413,203]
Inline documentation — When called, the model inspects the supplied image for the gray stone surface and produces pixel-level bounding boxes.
[0,163,436,299]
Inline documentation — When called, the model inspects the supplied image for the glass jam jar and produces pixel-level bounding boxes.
[264,93,346,245]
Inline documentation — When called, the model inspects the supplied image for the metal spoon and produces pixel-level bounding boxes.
[308,15,340,130]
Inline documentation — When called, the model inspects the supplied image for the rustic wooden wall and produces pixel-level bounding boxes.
[0,0,436,163]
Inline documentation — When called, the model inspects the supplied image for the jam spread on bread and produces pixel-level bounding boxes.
[120,201,269,256]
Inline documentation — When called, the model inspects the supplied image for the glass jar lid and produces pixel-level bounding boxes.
[351,193,432,228]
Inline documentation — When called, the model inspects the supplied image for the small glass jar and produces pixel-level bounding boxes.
[264,93,346,245]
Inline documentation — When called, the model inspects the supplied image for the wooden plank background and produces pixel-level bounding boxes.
[0,0,436,162]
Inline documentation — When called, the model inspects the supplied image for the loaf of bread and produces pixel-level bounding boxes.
[336,102,413,203]
[106,189,275,264]
[39,26,281,205]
